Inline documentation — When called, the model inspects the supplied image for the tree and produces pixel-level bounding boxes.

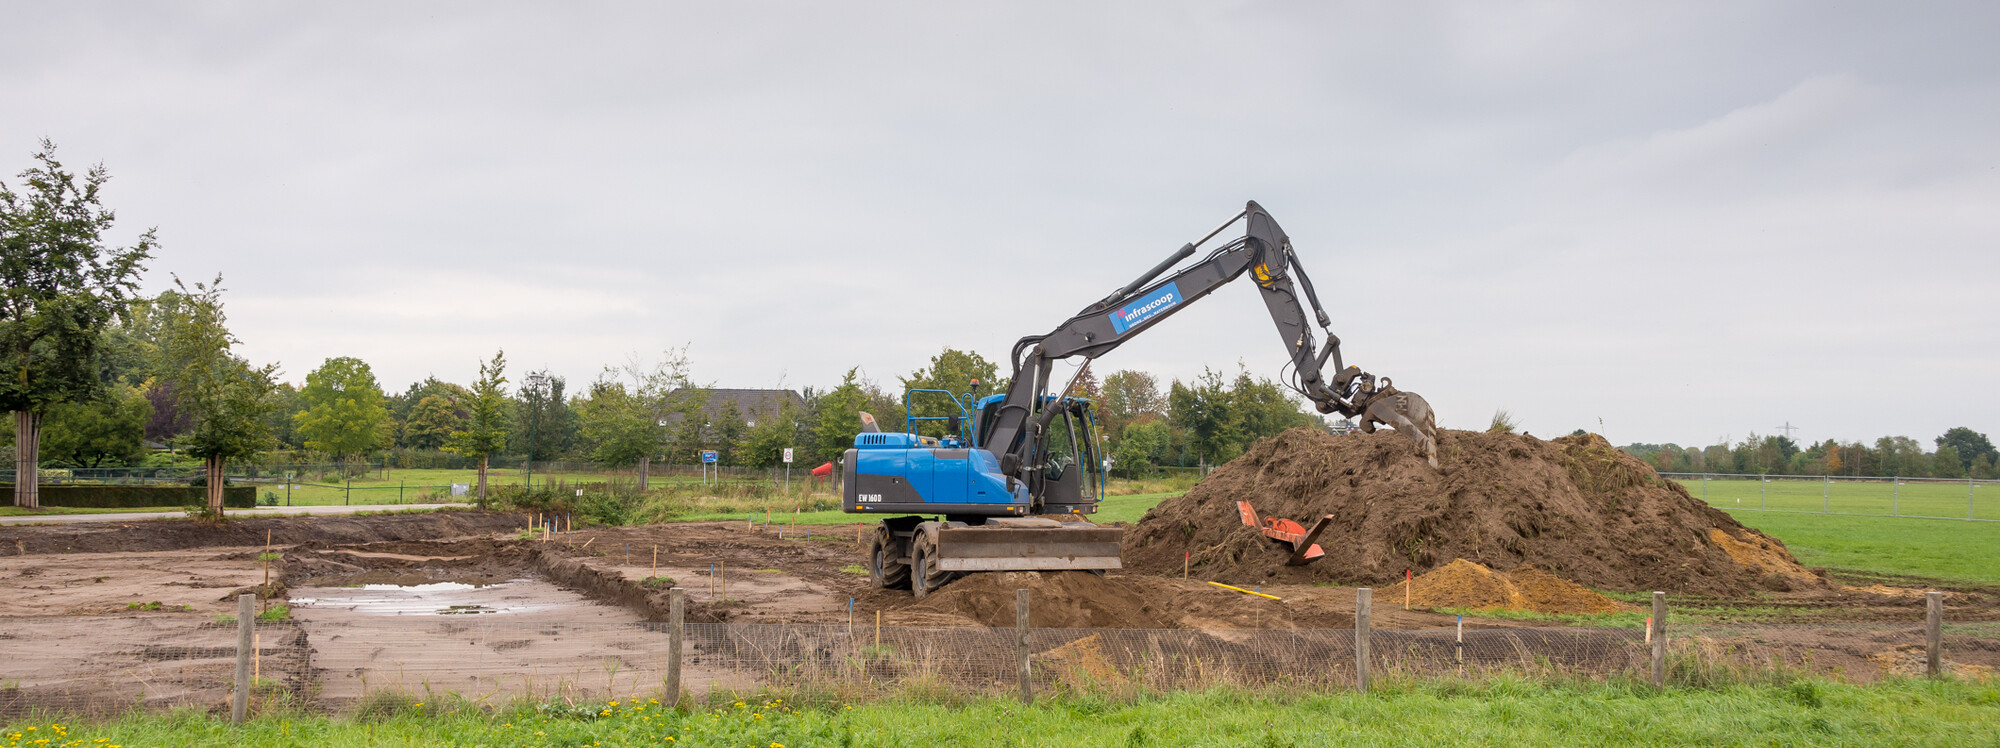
[1934,446,1967,479]
[262,381,305,452]
[1112,419,1171,476]
[1874,436,1925,477]
[898,348,1004,438]
[39,385,151,467]
[509,371,576,463]
[710,400,748,466]
[739,402,799,468]
[402,394,464,451]
[811,368,869,469]
[0,140,153,507]
[294,357,390,462]
[1168,368,1238,465]
[1937,428,1996,472]
[157,276,279,515]
[446,350,509,505]
[1228,367,1311,445]
[1100,370,1165,448]
[573,348,702,489]
[389,376,471,442]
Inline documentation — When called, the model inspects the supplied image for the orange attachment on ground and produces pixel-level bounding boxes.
[1236,500,1332,565]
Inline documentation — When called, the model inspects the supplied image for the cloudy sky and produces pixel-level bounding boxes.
[4,2,1995,447]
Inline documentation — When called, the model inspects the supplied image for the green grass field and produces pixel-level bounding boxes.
[6,679,1995,747]
[1674,476,1994,520]
[1717,510,2000,585]
[243,467,624,506]
[1665,478,2000,584]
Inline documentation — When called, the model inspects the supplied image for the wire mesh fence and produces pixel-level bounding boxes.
[1663,473,1999,521]
[4,612,1985,720]
[0,461,841,509]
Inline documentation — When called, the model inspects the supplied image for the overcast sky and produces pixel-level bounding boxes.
[4,2,1995,447]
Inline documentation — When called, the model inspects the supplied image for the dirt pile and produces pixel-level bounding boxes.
[1378,559,1627,615]
[1122,428,1817,596]
[903,571,1348,629]
[0,510,528,556]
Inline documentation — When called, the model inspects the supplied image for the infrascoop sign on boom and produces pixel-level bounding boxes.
[1109,281,1181,334]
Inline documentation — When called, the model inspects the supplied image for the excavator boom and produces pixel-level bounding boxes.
[850,201,1439,598]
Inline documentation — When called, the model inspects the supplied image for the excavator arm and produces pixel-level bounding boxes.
[981,201,1439,490]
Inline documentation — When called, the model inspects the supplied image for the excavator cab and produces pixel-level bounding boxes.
[970,393,1105,514]
[1035,397,1105,515]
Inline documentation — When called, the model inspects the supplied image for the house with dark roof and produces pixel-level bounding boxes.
[667,388,804,428]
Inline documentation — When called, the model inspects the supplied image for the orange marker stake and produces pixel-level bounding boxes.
[1406,569,1412,610]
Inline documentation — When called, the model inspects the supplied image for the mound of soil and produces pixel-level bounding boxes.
[1122,428,1815,596]
[0,510,528,556]
[904,571,1350,629]
[1379,559,1627,615]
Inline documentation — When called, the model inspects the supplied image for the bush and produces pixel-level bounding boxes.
[491,479,637,527]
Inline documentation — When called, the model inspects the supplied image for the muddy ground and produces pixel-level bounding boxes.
[2,511,1997,714]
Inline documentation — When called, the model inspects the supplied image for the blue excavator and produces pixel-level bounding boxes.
[845,202,1439,597]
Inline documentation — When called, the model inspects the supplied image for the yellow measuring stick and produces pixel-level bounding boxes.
[1206,581,1282,601]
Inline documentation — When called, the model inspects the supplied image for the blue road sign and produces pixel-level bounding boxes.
[701,450,719,464]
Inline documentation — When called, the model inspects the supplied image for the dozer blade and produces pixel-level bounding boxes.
[934,518,1123,573]
[1237,500,1334,566]
[1285,516,1333,566]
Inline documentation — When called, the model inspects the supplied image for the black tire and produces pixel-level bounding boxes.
[911,533,955,599]
[870,526,910,590]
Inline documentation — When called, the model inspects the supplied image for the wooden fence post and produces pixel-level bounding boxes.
[1650,591,1666,688]
[1927,591,1943,678]
[1016,589,1032,704]
[233,593,254,723]
[1355,587,1371,694]
[668,588,685,707]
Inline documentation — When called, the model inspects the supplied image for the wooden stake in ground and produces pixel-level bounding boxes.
[667,589,685,708]
[875,609,882,652]
[652,545,658,581]
[1650,591,1666,688]
[1355,587,1372,694]
[1406,568,1412,610]
[1016,589,1032,704]
[232,594,253,724]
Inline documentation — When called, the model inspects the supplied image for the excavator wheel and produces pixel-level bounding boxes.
[909,530,956,599]
[869,525,910,590]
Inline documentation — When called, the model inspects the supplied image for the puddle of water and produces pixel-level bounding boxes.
[292,579,562,617]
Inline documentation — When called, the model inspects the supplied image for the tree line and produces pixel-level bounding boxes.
[1620,427,2000,480]
[0,136,1343,512]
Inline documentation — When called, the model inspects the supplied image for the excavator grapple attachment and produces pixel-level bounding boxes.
[933,518,1124,572]
[1352,381,1440,469]
[1238,501,1334,566]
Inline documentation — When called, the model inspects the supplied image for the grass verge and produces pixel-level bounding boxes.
[6,679,1997,747]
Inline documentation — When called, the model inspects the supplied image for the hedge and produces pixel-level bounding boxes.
[0,484,255,509]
